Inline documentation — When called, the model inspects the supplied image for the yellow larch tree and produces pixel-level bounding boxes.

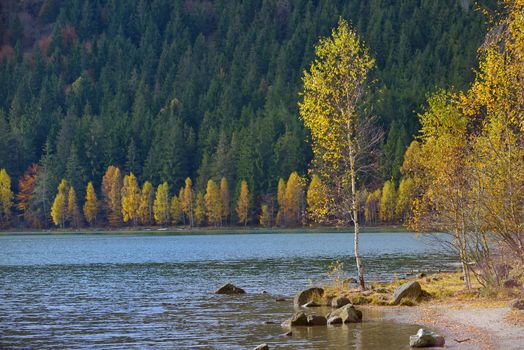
[121,173,141,225]
[83,181,99,226]
[379,180,397,223]
[194,192,206,226]
[181,177,194,227]
[138,181,154,225]
[364,189,381,225]
[236,180,250,226]
[283,171,304,226]
[276,178,286,226]
[299,18,381,289]
[0,169,13,228]
[102,165,122,227]
[259,204,272,227]
[67,186,82,228]
[51,179,69,228]
[395,177,415,222]
[170,195,182,225]
[153,182,170,225]
[205,179,222,226]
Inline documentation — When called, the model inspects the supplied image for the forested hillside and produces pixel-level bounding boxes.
[0,0,488,227]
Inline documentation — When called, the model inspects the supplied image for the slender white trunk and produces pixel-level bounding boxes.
[350,154,365,290]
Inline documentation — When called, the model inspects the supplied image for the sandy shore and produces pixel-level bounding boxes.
[373,303,524,349]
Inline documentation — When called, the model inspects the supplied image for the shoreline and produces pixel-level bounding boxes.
[372,302,523,350]
[0,225,409,236]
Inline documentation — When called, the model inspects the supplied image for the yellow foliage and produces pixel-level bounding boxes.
[170,195,182,225]
[379,180,397,222]
[137,181,154,225]
[121,173,141,225]
[236,180,250,226]
[205,179,222,226]
[83,181,99,226]
[153,182,170,225]
[0,168,13,228]
[51,179,69,227]
[194,192,206,226]
[306,174,329,224]
[219,177,230,223]
[67,186,82,228]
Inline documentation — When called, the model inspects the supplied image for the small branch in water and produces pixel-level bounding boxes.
[454,338,471,343]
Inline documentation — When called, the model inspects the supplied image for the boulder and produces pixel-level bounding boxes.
[510,299,524,310]
[294,287,324,306]
[327,304,362,323]
[409,328,445,347]
[307,314,327,326]
[331,296,351,308]
[282,312,309,327]
[254,344,269,350]
[392,281,422,305]
[215,283,246,294]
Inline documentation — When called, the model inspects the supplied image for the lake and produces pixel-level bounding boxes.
[0,231,456,349]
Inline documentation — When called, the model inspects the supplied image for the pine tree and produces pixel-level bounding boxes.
[181,177,194,227]
[0,169,13,228]
[205,179,222,226]
[236,180,250,226]
[219,177,230,225]
[121,172,141,225]
[153,182,170,225]
[83,181,99,226]
[138,181,154,225]
[67,186,82,228]
[51,179,69,228]
[306,174,328,224]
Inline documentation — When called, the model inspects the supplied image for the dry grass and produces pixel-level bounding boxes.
[323,271,523,307]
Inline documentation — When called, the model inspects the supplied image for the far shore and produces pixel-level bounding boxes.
[0,225,409,236]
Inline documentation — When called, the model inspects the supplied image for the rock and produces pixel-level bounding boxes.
[282,312,309,327]
[503,278,521,288]
[284,331,293,337]
[262,290,268,294]
[275,297,286,302]
[409,328,445,347]
[264,321,276,324]
[215,283,246,294]
[307,314,327,326]
[327,316,343,325]
[293,287,324,307]
[510,299,524,310]
[303,301,321,307]
[417,273,427,278]
[328,304,362,323]
[331,296,351,308]
[254,344,269,350]
[392,281,422,305]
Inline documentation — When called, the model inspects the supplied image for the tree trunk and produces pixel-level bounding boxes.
[350,155,365,290]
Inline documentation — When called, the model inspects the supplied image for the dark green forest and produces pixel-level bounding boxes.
[0,0,487,213]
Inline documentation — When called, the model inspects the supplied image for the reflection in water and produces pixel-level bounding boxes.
[0,232,453,349]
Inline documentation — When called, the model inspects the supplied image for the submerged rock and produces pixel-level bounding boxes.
[307,314,327,326]
[409,328,445,347]
[214,283,246,294]
[294,287,324,306]
[392,281,422,305]
[327,316,343,325]
[282,312,327,327]
[254,344,269,350]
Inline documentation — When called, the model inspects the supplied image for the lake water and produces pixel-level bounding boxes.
[0,231,456,349]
